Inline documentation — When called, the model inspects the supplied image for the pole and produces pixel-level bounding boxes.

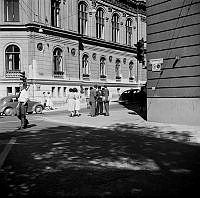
[78,46,81,80]
[136,7,139,83]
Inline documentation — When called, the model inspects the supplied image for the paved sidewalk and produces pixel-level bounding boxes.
[44,106,200,145]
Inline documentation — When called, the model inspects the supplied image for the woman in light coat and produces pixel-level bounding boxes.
[46,92,54,110]
[73,88,81,116]
[66,88,75,117]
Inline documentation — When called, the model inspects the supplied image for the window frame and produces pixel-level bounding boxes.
[82,54,89,75]
[5,44,20,72]
[4,0,20,22]
[112,13,119,43]
[53,48,63,73]
[100,57,106,76]
[126,18,132,46]
[78,2,88,35]
[96,8,105,39]
[51,0,61,27]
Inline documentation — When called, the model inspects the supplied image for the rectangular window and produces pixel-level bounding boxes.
[7,87,12,96]
[4,0,19,22]
[15,87,20,95]
[52,87,55,97]
[63,87,67,97]
[51,0,61,27]
[58,87,61,97]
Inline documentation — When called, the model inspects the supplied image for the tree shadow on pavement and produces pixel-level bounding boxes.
[0,123,200,197]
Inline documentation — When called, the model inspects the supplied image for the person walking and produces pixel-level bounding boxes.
[96,86,103,115]
[46,92,54,110]
[93,84,98,115]
[73,88,81,116]
[138,86,147,112]
[89,86,97,117]
[16,83,29,130]
[103,85,110,116]
[41,92,47,109]
[66,88,75,117]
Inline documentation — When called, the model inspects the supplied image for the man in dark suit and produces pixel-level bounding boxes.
[96,86,103,115]
[89,86,97,117]
[103,85,110,116]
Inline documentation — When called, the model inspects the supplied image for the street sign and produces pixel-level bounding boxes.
[150,58,163,71]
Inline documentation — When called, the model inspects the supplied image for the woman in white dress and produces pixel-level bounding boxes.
[46,92,54,110]
[73,88,81,116]
[66,88,75,117]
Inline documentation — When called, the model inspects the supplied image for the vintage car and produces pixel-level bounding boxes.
[0,95,44,116]
[118,88,146,104]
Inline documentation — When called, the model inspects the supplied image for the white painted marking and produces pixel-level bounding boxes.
[0,137,16,169]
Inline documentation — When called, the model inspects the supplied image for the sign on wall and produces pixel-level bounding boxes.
[150,58,163,71]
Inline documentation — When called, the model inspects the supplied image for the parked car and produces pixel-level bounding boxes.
[118,88,145,104]
[0,95,44,116]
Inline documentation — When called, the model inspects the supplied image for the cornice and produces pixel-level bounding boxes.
[0,23,137,54]
[101,0,146,15]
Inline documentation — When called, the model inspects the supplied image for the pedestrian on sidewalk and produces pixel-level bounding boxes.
[46,92,54,110]
[66,88,75,117]
[41,92,47,109]
[96,86,103,115]
[73,88,81,116]
[94,84,98,115]
[16,83,29,130]
[103,85,110,116]
[138,86,147,112]
[84,88,90,109]
[89,86,97,117]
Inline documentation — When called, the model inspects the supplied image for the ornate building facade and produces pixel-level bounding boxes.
[0,0,146,105]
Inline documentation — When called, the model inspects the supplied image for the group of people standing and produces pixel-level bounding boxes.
[65,85,110,117]
[42,92,54,110]
[66,88,81,117]
[89,85,110,117]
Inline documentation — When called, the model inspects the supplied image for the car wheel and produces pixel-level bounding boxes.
[4,107,13,116]
[35,105,43,114]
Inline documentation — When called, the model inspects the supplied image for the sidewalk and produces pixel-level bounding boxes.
[44,104,200,145]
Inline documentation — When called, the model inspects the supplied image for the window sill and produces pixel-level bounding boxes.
[116,76,121,82]
[100,75,107,78]
[54,71,64,75]
[83,74,90,81]
[83,74,90,77]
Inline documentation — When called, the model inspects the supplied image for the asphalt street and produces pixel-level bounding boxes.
[0,103,200,197]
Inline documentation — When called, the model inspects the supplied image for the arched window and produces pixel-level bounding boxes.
[4,0,19,22]
[129,61,134,78]
[5,45,20,71]
[100,57,106,76]
[115,59,121,77]
[53,48,63,73]
[82,54,89,75]
[78,2,88,35]
[126,19,132,46]
[112,13,119,43]
[96,8,104,39]
[51,0,61,27]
